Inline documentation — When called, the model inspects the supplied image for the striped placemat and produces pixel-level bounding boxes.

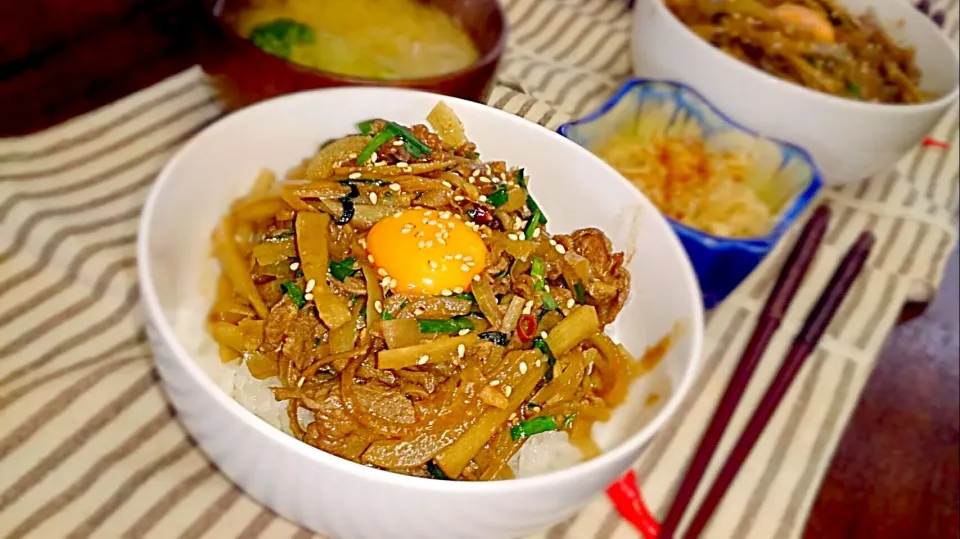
[1,0,957,538]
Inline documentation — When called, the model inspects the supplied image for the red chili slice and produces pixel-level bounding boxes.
[516,314,537,342]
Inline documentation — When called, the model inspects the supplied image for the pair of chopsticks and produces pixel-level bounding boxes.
[608,204,876,539]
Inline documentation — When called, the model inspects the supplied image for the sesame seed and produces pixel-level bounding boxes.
[454,254,463,260]
[444,255,453,260]
[368,254,375,263]
[390,183,401,191]
[414,307,426,315]
[381,276,391,287]
[479,195,488,202]
[359,238,367,248]
[389,278,398,288]
[555,244,567,254]
[509,412,517,421]
[304,293,314,301]
[425,241,433,248]
[305,279,316,293]
[441,289,453,296]
[348,153,358,159]
[549,239,557,246]
[378,268,388,277]
[535,359,542,367]
[392,139,405,146]
[479,176,491,183]
[454,195,464,201]
[489,380,501,386]
[418,355,430,365]
[514,217,523,229]
[566,298,576,309]
[418,241,425,249]
[587,362,595,375]
[463,256,473,262]
[453,287,464,294]
[458,328,470,336]
[500,172,507,181]
[532,228,541,238]
[348,172,362,179]
[437,238,446,245]
[370,152,378,163]
[428,220,437,226]
[429,260,438,269]
[369,192,378,204]
[519,361,528,374]
[441,181,452,188]
[461,264,470,272]
[504,385,513,398]
[525,299,535,309]
[472,169,480,177]
[507,233,519,241]
[289,262,300,271]
[473,275,481,282]
[448,222,456,229]
[374,300,383,313]
[439,211,452,219]
[457,344,466,358]
[401,228,411,234]
[394,211,403,218]
[540,331,548,339]
[297,376,305,387]
[396,161,409,168]
[468,177,476,184]
[425,211,434,217]
[544,284,550,292]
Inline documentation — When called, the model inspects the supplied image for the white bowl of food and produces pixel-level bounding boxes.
[137,88,704,539]
[632,0,960,185]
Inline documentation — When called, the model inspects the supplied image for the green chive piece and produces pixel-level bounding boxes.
[525,195,548,225]
[357,130,394,164]
[541,292,559,311]
[574,281,586,303]
[417,317,476,334]
[487,186,509,207]
[329,257,358,281]
[280,281,306,309]
[357,120,376,135]
[510,416,559,441]
[453,292,475,302]
[525,210,541,240]
[381,312,394,321]
[384,122,433,156]
[426,460,449,480]
[531,257,546,291]
[533,337,557,381]
[514,168,527,188]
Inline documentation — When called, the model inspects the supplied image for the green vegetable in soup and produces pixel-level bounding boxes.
[249,18,315,59]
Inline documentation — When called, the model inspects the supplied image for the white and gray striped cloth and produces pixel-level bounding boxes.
[1,0,957,537]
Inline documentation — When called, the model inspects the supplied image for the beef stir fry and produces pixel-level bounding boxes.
[668,0,929,103]
[208,102,654,480]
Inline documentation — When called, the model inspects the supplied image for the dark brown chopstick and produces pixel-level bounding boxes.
[682,230,876,538]
[658,205,832,539]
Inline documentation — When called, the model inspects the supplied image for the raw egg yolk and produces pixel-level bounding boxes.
[366,207,487,295]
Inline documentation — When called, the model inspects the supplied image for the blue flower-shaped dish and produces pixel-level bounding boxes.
[558,79,823,308]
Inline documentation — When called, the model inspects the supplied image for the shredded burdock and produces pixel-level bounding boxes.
[207,101,665,480]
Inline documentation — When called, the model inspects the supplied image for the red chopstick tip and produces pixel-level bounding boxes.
[922,137,950,149]
[606,470,661,539]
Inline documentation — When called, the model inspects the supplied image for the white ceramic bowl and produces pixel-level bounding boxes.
[632,0,960,185]
[137,88,704,539]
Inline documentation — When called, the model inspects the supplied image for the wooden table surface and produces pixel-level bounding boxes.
[1,2,957,537]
